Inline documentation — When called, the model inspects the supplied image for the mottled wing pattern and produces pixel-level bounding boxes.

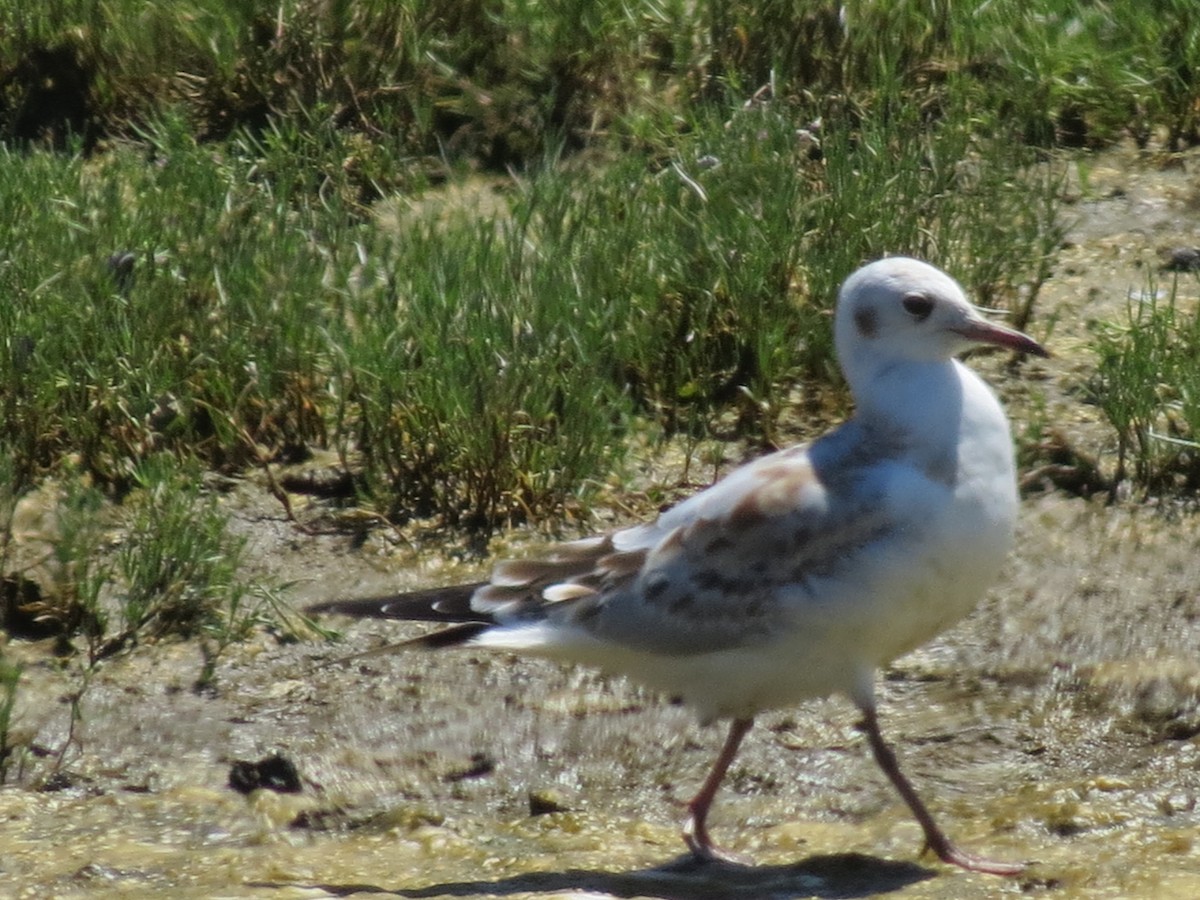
[576,451,899,655]
[473,436,906,656]
[469,533,642,620]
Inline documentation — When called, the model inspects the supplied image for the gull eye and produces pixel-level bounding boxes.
[902,292,934,322]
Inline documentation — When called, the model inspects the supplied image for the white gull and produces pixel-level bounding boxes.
[311,256,1046,875]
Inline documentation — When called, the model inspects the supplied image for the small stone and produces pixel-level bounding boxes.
[228,753,302,795]
[441,751,495,783]
[1088,775,1130,793]
[1160,247,1200,271]
[529,788,573,816]
[1164,712,1200,740]
[1159,791,1196,816]
[1133,677,1182,723]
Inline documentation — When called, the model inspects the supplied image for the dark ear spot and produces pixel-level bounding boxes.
[902,292,934,321]
[854,306,877,338]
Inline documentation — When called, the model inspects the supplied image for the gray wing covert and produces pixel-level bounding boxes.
[573,450,896,655]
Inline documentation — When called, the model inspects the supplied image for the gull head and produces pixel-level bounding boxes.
[834,257,1047,381]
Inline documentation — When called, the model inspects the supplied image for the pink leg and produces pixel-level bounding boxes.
[858,704,1025,876]
[682,717,754,862]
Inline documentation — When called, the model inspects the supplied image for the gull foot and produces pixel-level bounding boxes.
[923,839,1026,876]
[682,832,755,867]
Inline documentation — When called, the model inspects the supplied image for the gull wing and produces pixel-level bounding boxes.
[313,423,935,657]
[473,427,919,656]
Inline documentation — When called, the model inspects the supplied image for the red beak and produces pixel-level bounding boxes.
[953,318,1048,358]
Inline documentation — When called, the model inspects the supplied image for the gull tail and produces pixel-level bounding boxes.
[308,582,493,650]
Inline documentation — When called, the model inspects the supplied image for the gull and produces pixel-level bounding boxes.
[310,257,1046,875]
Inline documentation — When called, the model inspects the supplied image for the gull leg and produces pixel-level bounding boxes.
[682,717,754,862]
[858,704,1025,876]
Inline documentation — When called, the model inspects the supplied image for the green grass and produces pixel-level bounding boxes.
[0,123,331,492]
[0,102,1066,528]
[1092,273,1200,493]
[972,0,1200,150]
[4,2,1200,156]
[0,450,302,679]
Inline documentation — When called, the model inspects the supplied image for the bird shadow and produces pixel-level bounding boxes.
[249,852,935,899]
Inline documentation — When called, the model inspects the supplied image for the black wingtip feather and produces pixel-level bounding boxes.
[411,621,492,649]
[307,582,493,624]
